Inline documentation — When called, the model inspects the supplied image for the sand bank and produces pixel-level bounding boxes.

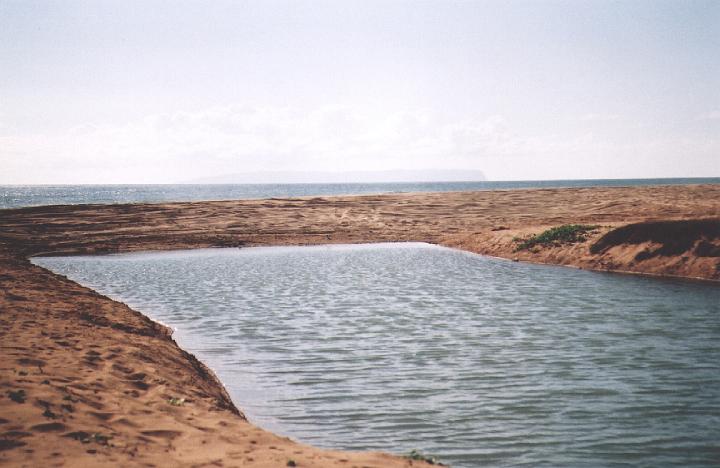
[0,254,431,467]
[1,184,719,466]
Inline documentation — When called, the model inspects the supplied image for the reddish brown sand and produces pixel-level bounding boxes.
[1,184,719,467]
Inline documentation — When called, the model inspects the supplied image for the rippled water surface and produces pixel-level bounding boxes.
[34,244,720,467]
[4,178,720,208]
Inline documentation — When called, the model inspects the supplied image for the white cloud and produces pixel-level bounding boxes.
[580,113,621,122]
[2,105,719,183]
[697,110,720,121]
[0,106,524,183]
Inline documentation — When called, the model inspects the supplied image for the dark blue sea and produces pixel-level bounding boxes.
[2,178,719,209]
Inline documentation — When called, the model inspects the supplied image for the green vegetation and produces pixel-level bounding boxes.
[65,431,113,445]
[406,449,446,465]
[514,224,598,251]
[168,397,186,406]
[91,433,113,445]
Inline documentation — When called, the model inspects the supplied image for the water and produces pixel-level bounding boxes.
[33,243,720,467]
[4,178,719,209]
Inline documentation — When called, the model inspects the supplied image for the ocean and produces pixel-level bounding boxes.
[2,177,719,209]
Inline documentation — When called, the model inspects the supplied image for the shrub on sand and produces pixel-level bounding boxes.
[514,224,598,251]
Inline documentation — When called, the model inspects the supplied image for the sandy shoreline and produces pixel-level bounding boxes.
[1,184,719,466]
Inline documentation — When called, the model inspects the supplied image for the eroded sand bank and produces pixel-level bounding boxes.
[1,185,719,466]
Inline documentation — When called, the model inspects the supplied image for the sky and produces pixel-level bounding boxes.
[1,0,718,184]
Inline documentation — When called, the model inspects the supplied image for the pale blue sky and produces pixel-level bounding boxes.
[1,0,718,183]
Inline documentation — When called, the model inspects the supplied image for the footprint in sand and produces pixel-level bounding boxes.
[0,439,27,451]
[83,350,103,367]
[16,358,46,368]
[7,390,26,403]
[30,422,67,432]
[123,372,151,390]
[88,412,114,421]
[140,430,183,440]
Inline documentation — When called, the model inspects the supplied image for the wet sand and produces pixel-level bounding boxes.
[1,184,719,466]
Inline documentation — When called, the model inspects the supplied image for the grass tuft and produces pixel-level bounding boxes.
[514,224,598,251]
[406,449,446,465]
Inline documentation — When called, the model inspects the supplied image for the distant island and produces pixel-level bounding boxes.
[181,169,487,184]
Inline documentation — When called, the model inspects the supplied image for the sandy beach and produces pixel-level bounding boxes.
[1,184,719,466]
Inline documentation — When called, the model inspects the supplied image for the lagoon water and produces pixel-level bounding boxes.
[4,178,720,209]
[34,243,720,467]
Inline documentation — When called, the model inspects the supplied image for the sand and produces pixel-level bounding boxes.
[1,184,719,466]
